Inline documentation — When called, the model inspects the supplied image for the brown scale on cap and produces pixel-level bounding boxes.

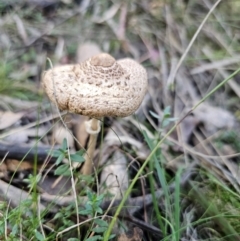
[42,53,148,118]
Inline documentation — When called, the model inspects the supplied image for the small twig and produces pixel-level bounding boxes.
[0,142,59,163]
[124,215,162,237]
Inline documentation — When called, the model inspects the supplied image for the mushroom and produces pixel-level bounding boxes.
[42,53,148,175]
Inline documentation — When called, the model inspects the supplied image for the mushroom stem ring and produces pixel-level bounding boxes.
[81,118,101,175]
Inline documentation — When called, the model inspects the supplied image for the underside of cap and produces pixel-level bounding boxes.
[42,54,148,118]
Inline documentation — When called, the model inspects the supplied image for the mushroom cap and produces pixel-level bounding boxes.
[42,53,148,118]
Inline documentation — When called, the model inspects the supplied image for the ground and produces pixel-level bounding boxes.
[0,0,240,241]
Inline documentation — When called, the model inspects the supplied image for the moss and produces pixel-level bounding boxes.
[204,181,240,233]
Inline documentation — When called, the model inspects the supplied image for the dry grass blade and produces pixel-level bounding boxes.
[167,0,223,88]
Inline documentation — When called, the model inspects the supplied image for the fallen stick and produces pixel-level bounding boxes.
[0,142,59,163]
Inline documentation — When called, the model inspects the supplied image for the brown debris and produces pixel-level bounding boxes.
[117,227,143,241]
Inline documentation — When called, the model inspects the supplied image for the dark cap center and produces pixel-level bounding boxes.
[90,53,115,67]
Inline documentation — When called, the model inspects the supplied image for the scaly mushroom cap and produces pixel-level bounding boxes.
[42,53,148,118]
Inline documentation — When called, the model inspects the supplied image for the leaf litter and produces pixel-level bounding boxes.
[0,1,240,240]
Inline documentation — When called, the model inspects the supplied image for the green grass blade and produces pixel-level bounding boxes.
[143,130,166,235]
[174,168,183,241]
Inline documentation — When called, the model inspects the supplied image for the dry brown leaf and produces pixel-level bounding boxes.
[0,95,39,111]
[52,124,75,149]
[117,227,143,241]
[13,14,29,45]
[6,159,33,172]
[3,115,47,146]
[24,127,47,137]
[100,150,128,199]
[0,111,24,130]
[193,103,235,133]
[92,3,121,23]
[39,176,72,195]
[4,131,28,144]
[179,115,200,143]
[0,162,7,178]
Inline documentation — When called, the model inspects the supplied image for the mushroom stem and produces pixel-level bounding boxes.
[81,118,101,175]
